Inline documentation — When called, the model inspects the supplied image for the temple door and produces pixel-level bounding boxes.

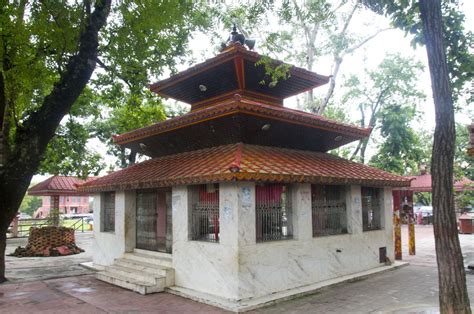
[136,189,172,253]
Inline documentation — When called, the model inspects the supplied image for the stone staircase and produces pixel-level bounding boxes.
[96,248,174,295]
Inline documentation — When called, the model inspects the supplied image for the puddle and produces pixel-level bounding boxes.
[72,287,96,293]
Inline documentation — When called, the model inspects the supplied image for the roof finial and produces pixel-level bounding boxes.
[221,23,256,51]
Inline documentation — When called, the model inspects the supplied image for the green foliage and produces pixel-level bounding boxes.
[369,104,424,175]
[1,1,210,177]
[93,97,167,169]
[19,194,42,217]
[455,190,473,210]
[362,0,473,101]
[38,118,105,178]
[255,56,292,88]
[414,192,432,206]
[454,123,474,180]
[343,54,425,163]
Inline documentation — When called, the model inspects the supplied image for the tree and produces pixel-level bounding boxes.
[454,123,474,180]
[93,98,166,169]
[342,54,425,163]
[363,0,472,312]
[215,1,387,114]
[420,2,471,311]
[369,103,424,175]
[0,1,208,283]
[19,194,42,217]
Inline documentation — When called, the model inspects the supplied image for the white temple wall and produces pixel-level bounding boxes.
[171,184,241,300]
[236,183,394,300]
[93,190,136,266]
[90,182,394,301]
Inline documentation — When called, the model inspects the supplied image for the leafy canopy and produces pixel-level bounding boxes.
[1,1,210,177]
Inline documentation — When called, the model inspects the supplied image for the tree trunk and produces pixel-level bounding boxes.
[419,0,471,313]
[0,227,7,283]
[0,0,111,283]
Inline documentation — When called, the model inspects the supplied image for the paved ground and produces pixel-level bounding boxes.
[1,226,473,313]
[5,232,94,283]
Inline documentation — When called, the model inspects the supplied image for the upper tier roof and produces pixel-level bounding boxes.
[149,44,330,111]
[28,176,94,196]
[78,143,410,193]
[113,95,372,158]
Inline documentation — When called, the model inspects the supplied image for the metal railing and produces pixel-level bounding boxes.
[362,197,382,231]
[312,200,347,237]
[8,217,87,238]
[190,185,220,243]
[256,185,292,243]
[191,206,219,242]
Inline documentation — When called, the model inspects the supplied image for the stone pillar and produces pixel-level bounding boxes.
[124,190,136,252]
[237,182,256,247]
[346,185,362,235]
[383,187,395,262]
[292,183,312,240]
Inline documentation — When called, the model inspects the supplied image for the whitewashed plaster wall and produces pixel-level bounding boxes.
[93,190,136,266]
[172,183,250,300]
[236,183,395,300]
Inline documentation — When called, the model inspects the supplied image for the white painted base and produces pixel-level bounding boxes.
[166,261,409,312]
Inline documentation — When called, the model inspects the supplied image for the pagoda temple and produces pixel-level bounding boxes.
[80,29,409,311]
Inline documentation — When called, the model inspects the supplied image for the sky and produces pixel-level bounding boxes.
[32,0,474,184]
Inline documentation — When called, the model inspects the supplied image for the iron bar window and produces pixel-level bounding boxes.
[102,192,115,232]
[312,185,347,237]
[190,184,220,243]
[256,184,293,243]
[362,187,382,231]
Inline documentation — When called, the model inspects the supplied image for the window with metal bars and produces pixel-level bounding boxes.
[256,184,293,242]
[362,187,383,231]
[101,192,115,232]
[311,185,347,237]
[190,184,220,242]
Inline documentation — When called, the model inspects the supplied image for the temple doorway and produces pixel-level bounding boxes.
[136,188,172,253]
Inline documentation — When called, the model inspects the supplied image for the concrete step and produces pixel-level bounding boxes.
[96,271,165,295]
[104,265,159,285]
[115,258,173,277]
[123,252,172,268]
[133,249,173,262]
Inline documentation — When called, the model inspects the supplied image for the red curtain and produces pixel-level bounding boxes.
[256,184,284,205]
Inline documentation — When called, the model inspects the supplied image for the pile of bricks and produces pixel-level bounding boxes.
[10,226,84,257]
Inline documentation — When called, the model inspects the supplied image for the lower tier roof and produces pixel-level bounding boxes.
[78,144,410,193]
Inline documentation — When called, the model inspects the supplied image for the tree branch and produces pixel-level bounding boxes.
[96,57,133,90]
[9,0,111,178]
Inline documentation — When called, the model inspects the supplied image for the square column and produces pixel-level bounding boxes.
[292,183,312,240]
[346,185,362,235]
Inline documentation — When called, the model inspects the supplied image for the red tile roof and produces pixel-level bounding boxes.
[28,176,94,196]
[113,95,371,146]
[403,173,474,192]
[78,144,409,193]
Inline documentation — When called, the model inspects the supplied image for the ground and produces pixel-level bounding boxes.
[1,226,473,313]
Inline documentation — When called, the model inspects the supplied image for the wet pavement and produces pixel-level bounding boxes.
[5,232,94,283]
[0,226,473,313]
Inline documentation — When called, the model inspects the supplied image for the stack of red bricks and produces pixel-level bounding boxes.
[10,226,84,257]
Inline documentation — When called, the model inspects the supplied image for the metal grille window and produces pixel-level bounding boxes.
[256,184,293,242]
[362,187,382,231]
[312,185,347,237]
[102,192,115,232]
[190,184,220,242]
